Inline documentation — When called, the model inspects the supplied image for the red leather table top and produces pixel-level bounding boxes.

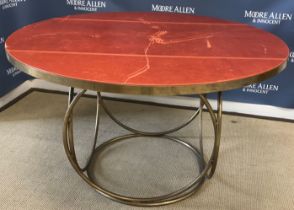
[5,12,289,95]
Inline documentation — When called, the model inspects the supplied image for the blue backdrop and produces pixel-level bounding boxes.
[1,0,293,109]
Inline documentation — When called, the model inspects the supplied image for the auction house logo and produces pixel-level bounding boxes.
[152,4,195,14]
[242,83,279,95]
[6,66,21,77]
[289,51,294,63]
[244,10,292,25]
[0,36,4,45]
[0,0,27,10]
[66,0,106,12]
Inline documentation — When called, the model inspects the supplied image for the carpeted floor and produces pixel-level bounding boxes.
[0,91,293,210]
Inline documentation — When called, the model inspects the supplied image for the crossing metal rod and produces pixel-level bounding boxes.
[98,92,202,136]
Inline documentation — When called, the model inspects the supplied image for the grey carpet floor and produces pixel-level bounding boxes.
[0,92,293,210]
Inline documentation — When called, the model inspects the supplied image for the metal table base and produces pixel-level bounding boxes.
[63,88,222,206]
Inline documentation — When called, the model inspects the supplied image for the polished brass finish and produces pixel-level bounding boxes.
[6,51,287,96]
[63,89,223,206]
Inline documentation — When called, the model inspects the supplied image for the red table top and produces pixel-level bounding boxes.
[5,12,289,95]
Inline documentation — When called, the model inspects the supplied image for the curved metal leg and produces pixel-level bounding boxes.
[199,96,204,156]
[62,90,223,206]
[206,92,222,178]
[65,88,101,171]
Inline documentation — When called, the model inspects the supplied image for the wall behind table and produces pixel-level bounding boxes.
[0,0,293,118]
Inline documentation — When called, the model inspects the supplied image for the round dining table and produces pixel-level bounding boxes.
[5,12,289,206]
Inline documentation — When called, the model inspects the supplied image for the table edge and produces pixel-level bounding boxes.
[5,49,287,96]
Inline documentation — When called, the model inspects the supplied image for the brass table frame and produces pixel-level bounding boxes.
[63,87,222,206]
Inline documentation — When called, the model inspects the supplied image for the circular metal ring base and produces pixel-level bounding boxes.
[86,134,207,206]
